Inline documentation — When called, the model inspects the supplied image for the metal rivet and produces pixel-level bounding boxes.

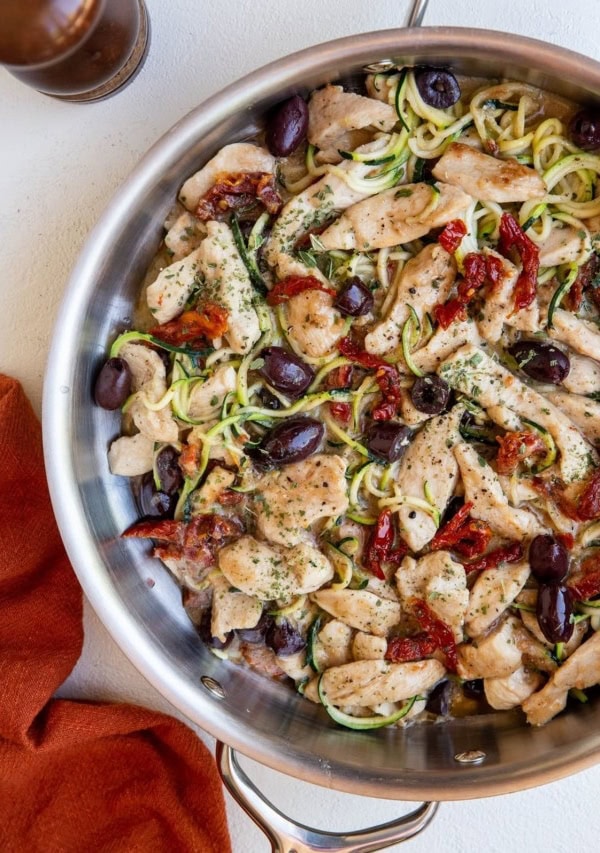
[201,676,226,699]
[362,60,397,73]
[454,750,487,764]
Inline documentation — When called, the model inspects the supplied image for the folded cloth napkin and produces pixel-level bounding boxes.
[0,375,232,853]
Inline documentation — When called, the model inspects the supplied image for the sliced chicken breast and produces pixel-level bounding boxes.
[319,658,445,707]
[310,589,400,637]
[396,551,468,642]
[308,85,397,150]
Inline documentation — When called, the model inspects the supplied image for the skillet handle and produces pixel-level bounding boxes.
[216,742,439,853]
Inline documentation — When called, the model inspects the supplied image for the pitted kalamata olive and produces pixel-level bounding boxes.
[536,584,574,644]
[508,340,570,385]
[155,445,183,495]
[94,357,132,409]
[138,472,176,518]
[265,95,309,157]
[440,495,465,527]
[258,346,314,399]
[237,610,274,643]
[426,679,451,716]
[257,388,283,410]
[569,109,600,150]
[197,608,233,650]
[529,535,569,583]
[333,277,374,316]
[414,67,461,109]
[462,679,485,700]
[248,416,324,467]
[411,374,451,414]
[265,619,306,656]
[365,422,411,463]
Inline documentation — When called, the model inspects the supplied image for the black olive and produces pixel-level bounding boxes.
[508,340,570,385]
[536,584,574,644]
[411,374,451,414]
[365,421,411,463]
[94,357,132,409]
[440,495,465,527]
[258,346,314,399]
[462,679,485,700]
[529,535,569,583]
[138,472,176,519]
[237,611,273,643]
[265,619,306,655]
[569,109,600,151]
[265,95,309,157]
[426,679,451,715]
[257,388,283,410]
[246,416,324,468]
[333,277,374,317]
[155,445,183,495]
[414,67,461,109]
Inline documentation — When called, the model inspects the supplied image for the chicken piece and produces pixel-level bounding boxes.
[218,536,333,601]
[164,210,206,261]
[187,365,237,421]
[310,589,401,637]
[179,143,275,211]
[396,552,468,642]
[562,354,600,396]
[546,391,600,446]
[548,309,600,362]
[318,182,474,251]
[410,318,481,375]
[440,344,596,482]
[484,666,544,711]
[352,632,387,661]
[255,454,348,547]
[513,619,557,675]
[120,342,179,443]
[522,631,600,725]
[196,220,260,354]
[146,247,204,324]
[537,224,590,267]
[276,651,313,682]
[264,137,393,273]
[395,405,464,552]
[191,466,236,511]
[457,616,524,679]
[108,433,154,476]
[210,574,263,643]
[431,142,546,203]
[364,243,456,356]
[476,249,538,343]
[307,85,397,150]
[319,658,445,707]
[454,444,545,539]
[283,289,347,358]
[465,560,531,638]
[313,619,355,671]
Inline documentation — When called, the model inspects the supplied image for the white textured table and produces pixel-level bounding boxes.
[3,1,600,850]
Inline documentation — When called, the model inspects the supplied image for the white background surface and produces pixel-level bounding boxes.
[3,0,600,850]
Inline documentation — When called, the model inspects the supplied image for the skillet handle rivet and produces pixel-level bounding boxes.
[201,675,226,699]
[454,750,486,764]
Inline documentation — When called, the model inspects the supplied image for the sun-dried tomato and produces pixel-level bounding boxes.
[325,364,354,390]
[338,337,402,420]
[411,598,458,673]
[363,509,408,580]
[149,302,229,347]
[498,212,540,311]
[434,252,487,329]
[556,532,575,551]
[429,501,491,558]
[566,254,600,311]
[463,541,523,574]
[217,489,244,506]
[266,275,336,305]
[568,553,600,601]
[495,430,547,475]
[438,219,467,254]
[577,468,600,520]
[195,171,282,220]
[531,476,580,521]
[385,632,438,663]
[123,514,241,567]
[329,401,352,424]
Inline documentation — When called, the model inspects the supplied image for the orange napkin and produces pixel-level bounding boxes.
[0,375,232,852]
